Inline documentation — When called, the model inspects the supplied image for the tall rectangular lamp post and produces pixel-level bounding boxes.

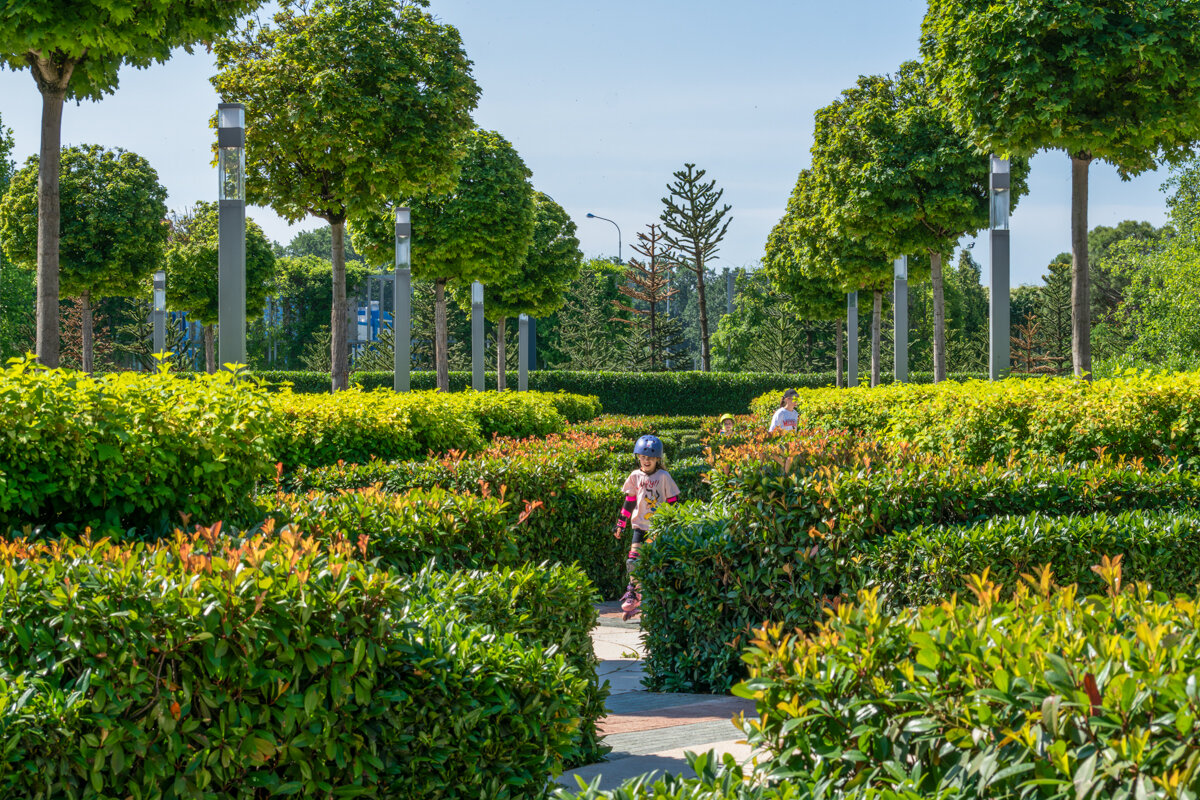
[989,155,1011,381]
[471,281,484,391]
[153,270,166,359]
[519,313,530,391]
[893,256,908,383]
[217,103,246,368]
[394,207,411,392]
[847,291,859,388]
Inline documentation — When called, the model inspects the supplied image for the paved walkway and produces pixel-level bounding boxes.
[557,601,758,792]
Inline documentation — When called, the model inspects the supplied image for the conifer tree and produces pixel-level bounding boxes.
[613,224,684,371]
[660,163,732,372]
[552,267,623,371]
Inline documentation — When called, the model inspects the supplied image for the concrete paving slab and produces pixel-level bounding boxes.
[603,719,746,758]
[556,738,753,792]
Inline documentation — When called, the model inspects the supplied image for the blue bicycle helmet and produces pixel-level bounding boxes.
[633,434,664,459]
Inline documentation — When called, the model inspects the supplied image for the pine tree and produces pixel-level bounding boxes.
[1038,255,1074,375]
[660,164,732,372]
[613,224,685,371]
[552,268,623,370]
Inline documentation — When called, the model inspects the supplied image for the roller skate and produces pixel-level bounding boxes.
[620,585,642,621]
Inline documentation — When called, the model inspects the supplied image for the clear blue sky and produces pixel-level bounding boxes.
[0,0,1175,288]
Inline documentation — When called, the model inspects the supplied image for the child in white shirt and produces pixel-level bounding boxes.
[768,388,800,433]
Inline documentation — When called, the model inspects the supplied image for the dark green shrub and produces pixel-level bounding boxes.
[0,674,88,798]
[271,389,570,469]
[869,508,1200,607]
[0,533,585,799]
[287,454,631,598]
[0,360,277,535]
[271,389,484,469]
[250,487,522,574]
[640,454,1200,693]
[749,372,1200,466]
[409,563,608,767]
[739,571,1200,798]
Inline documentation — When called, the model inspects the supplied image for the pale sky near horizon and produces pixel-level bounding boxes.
[0,0,1177,289]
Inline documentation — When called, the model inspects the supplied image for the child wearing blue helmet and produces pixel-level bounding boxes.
[614,434,681,620]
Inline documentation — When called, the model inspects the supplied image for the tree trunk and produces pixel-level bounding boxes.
[871,290,882,388]
[330,219,349,391]
[31,57,74,368]
[496,317,507,391]
[80,291,93,373]
[434,278,449,392]
[1071,154,1093,380]
[695,262,711,372]
[835,319,843,389]
[931,251,946,382]
[204,324,215,374]
[649,300,657,371]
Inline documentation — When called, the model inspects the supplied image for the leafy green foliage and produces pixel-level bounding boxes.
[871,508,1200,608]
[163,201,276,326]
[269,388,566,469]
[0,531,586,798]
[0,358,278,535]
[0,144,168,300]
[739,569,1200,798]
[0,0,264,102]
[410,563,609,767]
[641,443,1200,693]
[251,486,521,573]
[212,0,478,226]
[749,373,1200,466]
[252,369,985,415]
[921,0,1200,174]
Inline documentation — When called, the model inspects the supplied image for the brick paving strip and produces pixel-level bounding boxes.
[556,601,760,792]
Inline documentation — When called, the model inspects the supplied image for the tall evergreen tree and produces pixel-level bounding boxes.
[614,224,683,371]
[660,163,732,372]
[550,265,624,371]
[1038,254,1074,375]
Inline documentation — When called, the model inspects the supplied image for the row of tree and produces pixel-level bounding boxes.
[764,0,1200,382]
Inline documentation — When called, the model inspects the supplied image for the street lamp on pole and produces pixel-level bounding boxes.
[153,270,166,359]
[217,102,246,369]
[394,207,412,392]
[586,213,622,262]
[989,155,1011,381]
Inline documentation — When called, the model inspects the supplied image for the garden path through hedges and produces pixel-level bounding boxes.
[556,602,758,792]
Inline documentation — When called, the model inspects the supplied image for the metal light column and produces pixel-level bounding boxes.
[518,313,530,391]
[217,103,246,368]
[893,257,908,383]
[394,207,412,392]
[847,292,859,388]
[989,156,1011,381]
[153,270,166,358]
[471,281,484,391]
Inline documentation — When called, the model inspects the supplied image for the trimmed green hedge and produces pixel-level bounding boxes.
[739,575,1200,797]
[869,508,1200,608]
[256,370,988,415]
[282,446,711,600]
[639,455,1200,693]
[410,564,608,767]
[251,487,521,574]
[286,454,632,598]
[0,360,277,536]
[750,371,1200,466]
[0,533,586,798]
[271,389,567,469]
